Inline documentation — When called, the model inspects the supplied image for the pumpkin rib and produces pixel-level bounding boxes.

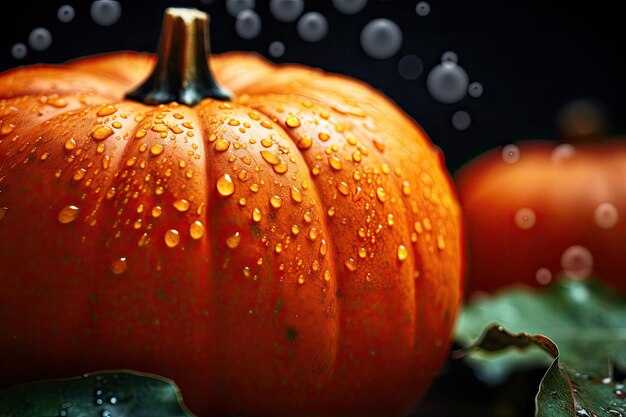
[228,95,344,382]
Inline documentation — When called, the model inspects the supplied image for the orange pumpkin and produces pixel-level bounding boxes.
[457,140,626,296]
[0,8,463,416]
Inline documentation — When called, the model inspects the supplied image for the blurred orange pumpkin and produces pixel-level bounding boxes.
[457,140,625,296]
[0,8,463,416]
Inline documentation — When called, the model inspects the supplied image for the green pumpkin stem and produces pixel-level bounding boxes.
[126,8,231,106]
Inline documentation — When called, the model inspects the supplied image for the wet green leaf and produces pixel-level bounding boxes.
[457,324,626,417]
[455,279,626,382]
[0,371,197,417]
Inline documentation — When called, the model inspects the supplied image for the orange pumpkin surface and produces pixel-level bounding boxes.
[457,140,626,296]
[0,9,463,417]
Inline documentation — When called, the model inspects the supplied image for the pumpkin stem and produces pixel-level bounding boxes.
[126,8,231,106]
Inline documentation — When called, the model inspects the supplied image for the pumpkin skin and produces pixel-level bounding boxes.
[0,46,463,416]
[456,141,626,296]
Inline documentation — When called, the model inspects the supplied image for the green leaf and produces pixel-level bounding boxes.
[0,371,197,417]
[455,279,626,381]
[457,324,626,417]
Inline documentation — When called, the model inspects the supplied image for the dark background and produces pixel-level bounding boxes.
[1,0,625,174]
[0,1,623,415]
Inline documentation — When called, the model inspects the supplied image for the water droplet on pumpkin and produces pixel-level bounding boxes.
[320,239,328,256]
[502,144,520,164]
[188,221,204,240]
[97,105,117,117]
[217,174,235,197]
[164,229,180,248]
[327,206,336,217]
[172,199,190,212]
[215,138,230,152]
[28,28,52,52]
[275,243,283,253]
[226,232,241,248]
[376,187,386,202]
[361,18,402,59]
[91,0,122,26]
[290,186,303,203]
[58,205,80,224]
[64,138,77,151]
[273,163,288,174]
[324,270,331,281]
[515,208,536,230]
[291,224,300,235]
[252,208,262,222]
[561,245,593,280]
[358,247,367,258]
[297,12,328,42]
[91,126,114,141]
[337,182,350,196]
[110,257,127,275]
[0,207,7,221]
[270,195,283,209]
[260,150,280,165]
[535,267,552,285]
[58,5,75,22]
[236,9,262,39]
[286,116,301,128]
[415,1,430,16]
[151,205,162,218]
[397,245,408,261]
[329,156,342,170]
[308,227,319,240]
[594,202,618,229]
[437,235,446,250]
[344,258,357,271]
[150,144,164,156]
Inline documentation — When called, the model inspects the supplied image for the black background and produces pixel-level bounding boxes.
[1,1,624,415]
[1,0,625,175]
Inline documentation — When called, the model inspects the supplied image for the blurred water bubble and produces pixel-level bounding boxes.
[468,81,483,97]
[415,1,431,17]
[426,61,468,104]
[594,202,618,229]
[441,51,458,63]
[333,0,368,15]
[270,0,304,22]
[269,41,285,57]
[557,98,607,138]
[561,245,594,280]
[236,9,262,39]
[501,144,520,164]
[28,28,52,52]
[91,0,121,26]
[226,0,255,17]
[360,19,402,59]
[514,207,536,230]
[57,5,75,23]
[550,143,576,164]
[535,268,552,285]
[297,12,328,42]
[451,110,471,131]
[11,43,27,60]
[398,54,423,80]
